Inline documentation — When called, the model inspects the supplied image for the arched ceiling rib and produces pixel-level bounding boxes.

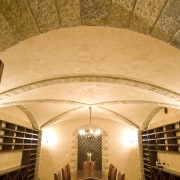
[0,0,180,130]
[98,106,140,129]
[40,105,140,130]
[17,105,39,129]
[1,100,180,109]
[142,107,163,130]
[0,75,179,101]
[40,106,83,129]
[0,75,179,130]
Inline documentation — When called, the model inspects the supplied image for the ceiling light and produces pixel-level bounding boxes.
[79,107,101,138]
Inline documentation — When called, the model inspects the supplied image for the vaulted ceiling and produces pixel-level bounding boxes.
[0,0,180,130]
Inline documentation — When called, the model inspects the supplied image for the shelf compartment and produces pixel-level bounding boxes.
[15,131,25,138]
[6,123,16,130]
[0,120,39,180]
[4,129,15,137]
[1,144,13,150]
[17,125,26,132]
[14,144,23,150]
[155,132,164,139]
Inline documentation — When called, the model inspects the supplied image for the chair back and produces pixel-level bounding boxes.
[83,161,96,177]
[110,166,117,180]
[121,173,125,180]
[83,161,96,171]
[66,163,71,180]
[108,164,113,180]
[90,161,96,171]
[62,166,68,180]
[117,171,125,180]
[54,171,61,180]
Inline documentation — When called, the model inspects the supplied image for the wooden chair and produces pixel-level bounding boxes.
[54,171,61,180]
[117,171,125,180]
[83,161,96,172]
[90,161,96,171]
[121,173,125,180]
[62,166,69,180]
[108,164,113,180]
[110,166,117,180]
[83,161,96,177]
[66,163,71,180]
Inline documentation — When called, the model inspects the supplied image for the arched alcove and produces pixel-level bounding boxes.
[70,127,109,173]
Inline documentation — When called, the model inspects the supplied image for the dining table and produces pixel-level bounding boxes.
[72,170,108,180]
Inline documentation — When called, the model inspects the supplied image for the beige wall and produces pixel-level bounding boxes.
[39,119,140,180]
[149,108,180,129]
[0,107,32,128]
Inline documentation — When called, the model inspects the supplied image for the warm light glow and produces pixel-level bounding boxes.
[89,128,94,135]
[122,129,138,147]
[78,107,102,138]
[78,128,101,138]
[42,128,58,147]
[94,129,101,136]
[79,129,86,136]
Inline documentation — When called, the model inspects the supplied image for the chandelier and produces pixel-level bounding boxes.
[79,107,101,138]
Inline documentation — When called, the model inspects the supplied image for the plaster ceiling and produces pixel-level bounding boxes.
[0,0,180,130]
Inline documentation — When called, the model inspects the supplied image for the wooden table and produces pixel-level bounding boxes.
[72,170,108,180]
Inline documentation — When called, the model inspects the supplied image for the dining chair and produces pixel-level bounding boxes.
[117,171,125,180]
[83,161,90,172]
[62,165,69,180]
[90,161,96,171]
[66,163,71,180]
[83,161,96,171]
[54,170,61,180]
[108,164,113,180]
[121,173,125,180]
[110,165,117,180]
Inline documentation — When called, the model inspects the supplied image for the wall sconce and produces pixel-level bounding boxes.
[42,128,58,146]
[123,129,138,148]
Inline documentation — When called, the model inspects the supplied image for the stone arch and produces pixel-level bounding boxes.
[141,107,163,130]
[0,75,179,101]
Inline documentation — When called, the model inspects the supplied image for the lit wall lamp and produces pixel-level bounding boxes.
[42,128,58,146]
[122,129,138,148]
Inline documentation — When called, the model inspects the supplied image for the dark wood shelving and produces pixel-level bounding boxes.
[0,119,39,180]
[151,166,180,180]
[0,165,29,180]
[141,121,180,180]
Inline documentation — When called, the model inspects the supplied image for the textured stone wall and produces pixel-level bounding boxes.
[0,0,179,51]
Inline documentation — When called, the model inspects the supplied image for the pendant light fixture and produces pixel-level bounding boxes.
[79,107,101,138]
